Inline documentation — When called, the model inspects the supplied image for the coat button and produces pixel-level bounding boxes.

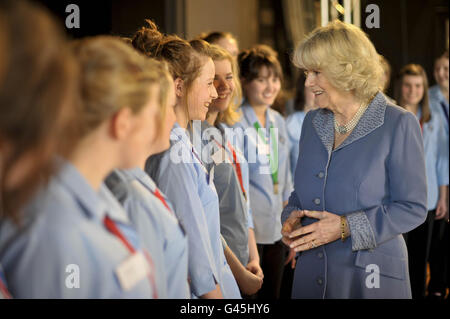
[314,198,321,205]
[317,277,324,285]
[317,252,324,259]
[318,172,324,178]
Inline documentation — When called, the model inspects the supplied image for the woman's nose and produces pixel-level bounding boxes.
[218,79,230,92]
[305,74,314,87]
[211,85,218,99]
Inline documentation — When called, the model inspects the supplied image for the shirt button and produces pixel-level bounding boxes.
[314,198,321,205]
[317,277,324,285]
[318,172,324,178]
[317,252,324,259]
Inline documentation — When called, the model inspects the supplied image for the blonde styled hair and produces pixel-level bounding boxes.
[207,44,242,126]
[72,36,168,137]
[293,20,383,103]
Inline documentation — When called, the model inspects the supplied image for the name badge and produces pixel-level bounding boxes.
[116,251,151,291]
[211,148,225,165]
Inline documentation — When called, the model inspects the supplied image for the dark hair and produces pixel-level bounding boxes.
[198,31,237,45]
[395,64,431,123]
[436,49,449,63]
[0,0,78,222]
[238,44,283,83]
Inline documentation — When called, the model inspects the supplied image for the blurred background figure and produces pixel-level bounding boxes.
[396,64,449,299]
[0,0,78,222]
[428,50,449,300]
[199,31,240,60]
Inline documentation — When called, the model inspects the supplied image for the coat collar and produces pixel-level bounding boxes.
[312,91,387,154]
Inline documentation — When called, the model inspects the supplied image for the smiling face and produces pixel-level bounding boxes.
[243,66,281,108]
[304,70,344,111]
[434,56,449,91]
[401,75,424,107]
[209,59,234,113]
[187,57,218,120]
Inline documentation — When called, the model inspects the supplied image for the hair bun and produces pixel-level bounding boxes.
[132,19,163,58]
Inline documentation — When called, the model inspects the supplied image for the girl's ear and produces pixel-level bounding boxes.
[110,107,133,141]
[174,77,185,98]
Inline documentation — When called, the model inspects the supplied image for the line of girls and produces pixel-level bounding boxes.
[0,0,294,299]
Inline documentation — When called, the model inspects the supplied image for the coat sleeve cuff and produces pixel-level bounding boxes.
[281,205,301,225]
[346,211,377,251]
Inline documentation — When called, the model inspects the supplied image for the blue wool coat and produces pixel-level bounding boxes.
[281,92,428,299]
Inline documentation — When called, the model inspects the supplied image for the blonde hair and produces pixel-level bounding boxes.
[207,44,242,126]
[72,36,168,137]
[293,20,383,103]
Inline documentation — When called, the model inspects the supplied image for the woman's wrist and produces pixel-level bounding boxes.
[340,215,350,241]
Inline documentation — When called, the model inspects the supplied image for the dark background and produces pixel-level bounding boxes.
[34,0,449,95]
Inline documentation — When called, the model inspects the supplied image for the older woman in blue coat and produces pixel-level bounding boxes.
[281,20,427,299]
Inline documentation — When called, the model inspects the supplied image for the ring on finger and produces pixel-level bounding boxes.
[311,240,316,248]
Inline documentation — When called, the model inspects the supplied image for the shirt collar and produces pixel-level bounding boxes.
[98,183,130,224]
[241,101,275,129]
[57,161,108,222]
[127,167,157,193]
[430,85,449,107]
[312,91,387,153]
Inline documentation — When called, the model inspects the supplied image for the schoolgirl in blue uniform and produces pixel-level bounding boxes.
[198,43,263,295]
[235,45,293,299]
[0,37,165,298]
[105,65,190,298]
[0,1,79,299]
[396,64,449,299]
[133,22,241,298]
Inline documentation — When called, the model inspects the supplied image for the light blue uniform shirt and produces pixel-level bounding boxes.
[196,121,253,266]
[235,102,293,244]
[145,122,241,299]
[286,111,307,178]
[414,109,449,210]
[0,161,157,298]
[429,85,449,139]
[219,122,254,231]
[104,168,190,298]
